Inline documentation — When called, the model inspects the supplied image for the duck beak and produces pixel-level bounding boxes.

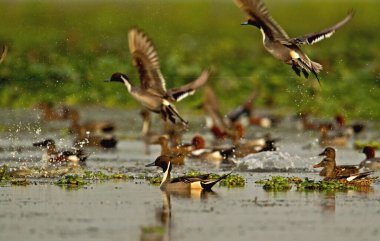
[318,151,326,156]
[240,21,249,25]
[145,161,156,167]
[313,162,322,168]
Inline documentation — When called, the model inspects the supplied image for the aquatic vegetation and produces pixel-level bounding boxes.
[83,171,110,180]
[141,226,165,235]
[296,178,356,191]
[255,176,369,192]
[256,176,292,192]
[110,173,134,180]
[354,140,380,150]
[10,179,31,186]
[219,174,245,188]
[149,175,162,185]
[55,174,87,187]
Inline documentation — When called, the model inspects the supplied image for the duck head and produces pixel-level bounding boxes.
[241,18,260,28]
[107,72,129,83]
[146,155,171,172]
[362,146,375,159]
[314,147,336,168]
[192,135,206,150]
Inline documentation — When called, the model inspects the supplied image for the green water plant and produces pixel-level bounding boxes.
[296,178,357,191]
[354,140,380,150]
[256,176,292,191]
[56,174,87,186]
[219,174,245,187]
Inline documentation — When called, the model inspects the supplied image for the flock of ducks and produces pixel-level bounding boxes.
[3,0,379,191]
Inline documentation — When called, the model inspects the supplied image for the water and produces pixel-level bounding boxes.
[0,107,379,241]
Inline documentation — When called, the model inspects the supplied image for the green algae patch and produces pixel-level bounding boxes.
[256,176,360,192]
[149,175,162,185]
[219,174,245,188]
[257,176,291,192]
[296,178,357,191]
[83,171,110,180]
[110,173,134,180]
[56,174,87,187]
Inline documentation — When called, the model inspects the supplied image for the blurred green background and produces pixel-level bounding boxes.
[0,0,379,119]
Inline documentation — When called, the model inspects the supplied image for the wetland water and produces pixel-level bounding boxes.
[0,108,379,241]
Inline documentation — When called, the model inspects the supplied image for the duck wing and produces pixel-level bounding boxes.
[234,0,290,43]
[167,68,211,102]
[203,86,229,132]
[290,10,354,45]
[171,174,211,183]
[128,28,167,96]
[227,88,260,122]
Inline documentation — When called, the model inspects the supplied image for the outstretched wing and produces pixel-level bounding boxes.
[167,68,211,102]
[128,28,166,96]
[290,10,354,45]
[234,0,290,42]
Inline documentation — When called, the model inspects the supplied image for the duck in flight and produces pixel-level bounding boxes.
[107,28,211,125]
[234,0,354,81]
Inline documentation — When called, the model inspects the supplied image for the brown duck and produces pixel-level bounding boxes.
[107,28,211,124]
[313,147,370,181]
[359,146,380,171]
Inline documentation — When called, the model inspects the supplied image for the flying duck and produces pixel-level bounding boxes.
[146,155,230,191]
[234,0,354,81]
[107,28,211,125]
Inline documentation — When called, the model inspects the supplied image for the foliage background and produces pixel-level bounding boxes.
[0,0,379,120]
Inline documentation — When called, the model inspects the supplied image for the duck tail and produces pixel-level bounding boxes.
[201,172,232,191]
[162,102,188,125]
[311,61,323,74]
[346,171,373,181]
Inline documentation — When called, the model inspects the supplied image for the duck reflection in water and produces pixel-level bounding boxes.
[140,189,218,241]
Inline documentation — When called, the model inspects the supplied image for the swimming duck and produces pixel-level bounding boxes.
[33,139,88,164]
[335,115,365,136]
[319,126,348,147]
[234,0,354,81]
[36,102,78,122]
[313,147,370,181]
[359,146,380,171]
[107,28,211,125]
[74,134,117,149]
[146,155,230,191]
[69,110,115,137]
[154,136,187,165]
[297,113,333,131]
[0,45,7,64]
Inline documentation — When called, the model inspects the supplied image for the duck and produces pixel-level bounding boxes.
[0,45,7,64]
[203,86,244,143]
[153,136,187,165]
[313,147,371,182]
[319,126,348,147]
[359,146,380,171]
[67,108,115,136]
[297,113,333,131]
[335,114,365,136]
[107,28,211,125]
[145,155,230,191]
[234,0,354,81]
[33,139,88,164]
[36,102,79,122]
[74,134,118,149]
